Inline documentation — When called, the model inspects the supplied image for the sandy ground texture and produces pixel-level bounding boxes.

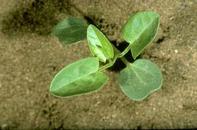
[0,0,197,129]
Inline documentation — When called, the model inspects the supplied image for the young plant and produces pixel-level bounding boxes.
[50,11,163,101]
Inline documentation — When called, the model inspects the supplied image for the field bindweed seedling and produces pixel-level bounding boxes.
[50,11,163,101]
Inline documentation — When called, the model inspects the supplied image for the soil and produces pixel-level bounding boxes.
[0,0,197,129]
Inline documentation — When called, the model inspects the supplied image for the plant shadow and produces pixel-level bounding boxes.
[109,41,141,72]
[1,0,73,35]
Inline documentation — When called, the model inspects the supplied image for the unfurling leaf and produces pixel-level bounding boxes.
[87,25,114,63]
[118,59,163,101]
[52,17,88,44]
[121,11,160,59]
[50,57,108,97]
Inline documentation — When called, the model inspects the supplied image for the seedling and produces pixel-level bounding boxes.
[50,11,163,101]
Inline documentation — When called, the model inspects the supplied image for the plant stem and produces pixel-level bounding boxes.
[118,43,132,58]
[111,44,130,65]
[99,58,117,71]
[99,44,130,71]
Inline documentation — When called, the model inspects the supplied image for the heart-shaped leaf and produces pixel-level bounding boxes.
[50,57,108,97]
[52,17,88,44]
[87,25,114,63]
[121,11,160,59]
[118,59,163,101]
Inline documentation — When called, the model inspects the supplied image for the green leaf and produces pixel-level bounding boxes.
[50,57,108,97]
[121,11,160,59]
[87,24,114,63]
[52,17,88,44]
[118,59,163,101]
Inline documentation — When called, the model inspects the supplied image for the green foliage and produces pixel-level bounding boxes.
[50,11,163,101]
[87,25,114,63]
[50,57,108,97]
[52,17,88,44]
[121,11,160,59]
[118,59,163,101]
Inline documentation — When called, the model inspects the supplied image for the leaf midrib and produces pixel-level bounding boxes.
[130,15,159,58]
[54,24,87,34]
[51,59,98,91]
[129,14,158,44]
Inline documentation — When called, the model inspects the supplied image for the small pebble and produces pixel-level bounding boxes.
[174,49,178,53]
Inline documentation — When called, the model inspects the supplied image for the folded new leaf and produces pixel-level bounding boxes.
[87,25,114,63]
[50,57,108,97]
